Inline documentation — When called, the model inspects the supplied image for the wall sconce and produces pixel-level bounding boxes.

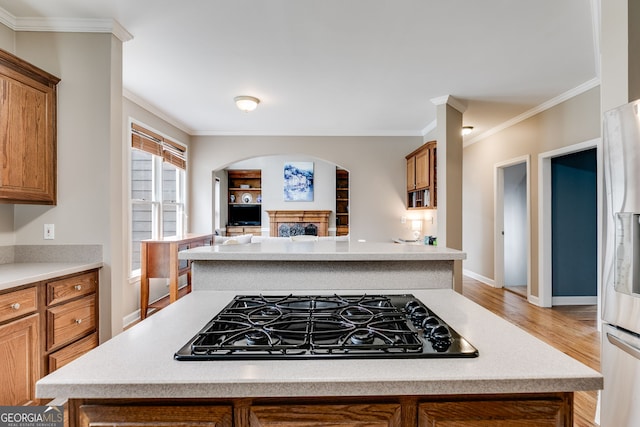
[234,96,260,112]
[462,126,474,136]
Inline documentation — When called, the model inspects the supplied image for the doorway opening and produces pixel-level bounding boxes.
[538,139,600,307]
[494,156,531,299]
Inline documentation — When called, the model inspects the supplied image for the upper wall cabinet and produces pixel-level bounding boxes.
[0,48,60,205]
[406,141,437,209]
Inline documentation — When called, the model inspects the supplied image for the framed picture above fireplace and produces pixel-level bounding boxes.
[284,161,314,201]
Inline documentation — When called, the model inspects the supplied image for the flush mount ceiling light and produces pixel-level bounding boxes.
[234,96,260,112]
[461,126,474,136]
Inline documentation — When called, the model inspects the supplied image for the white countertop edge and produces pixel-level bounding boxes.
[38,376,602,400]
[0,262,104,292]
[179,241,466,261]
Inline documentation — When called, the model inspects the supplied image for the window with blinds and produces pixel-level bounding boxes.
[130,123,187,275]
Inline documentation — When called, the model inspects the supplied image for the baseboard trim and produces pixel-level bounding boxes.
[551,296,598,306]
[463,269,496,287]
[123,310,140,329]
[527,294,541,306]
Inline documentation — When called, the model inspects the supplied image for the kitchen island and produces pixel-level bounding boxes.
[36,286,602,426]
[180,240,467,291]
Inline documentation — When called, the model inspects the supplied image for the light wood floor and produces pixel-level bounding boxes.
[462,276,600,427]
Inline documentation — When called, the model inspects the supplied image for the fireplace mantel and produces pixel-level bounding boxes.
[266,210,331,237]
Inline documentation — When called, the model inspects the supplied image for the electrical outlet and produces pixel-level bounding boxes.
[401,216,407,224]
[44,224,55,240]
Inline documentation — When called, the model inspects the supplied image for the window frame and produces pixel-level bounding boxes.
[128,120,187,279]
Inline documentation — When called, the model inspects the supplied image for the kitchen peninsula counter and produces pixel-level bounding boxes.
[36,289,601,415]
[180,240,466,291]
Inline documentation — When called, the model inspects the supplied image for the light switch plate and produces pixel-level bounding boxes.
[44,224,55,240]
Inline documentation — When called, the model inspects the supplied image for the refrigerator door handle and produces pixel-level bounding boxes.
[607,332,640,361]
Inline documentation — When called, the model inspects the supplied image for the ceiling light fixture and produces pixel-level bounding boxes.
[462,126,474,136]
[234,96,260,112]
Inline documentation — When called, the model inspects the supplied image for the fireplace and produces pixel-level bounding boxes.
[266,210,331,237]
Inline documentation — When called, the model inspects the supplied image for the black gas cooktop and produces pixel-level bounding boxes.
[175,294,478,360]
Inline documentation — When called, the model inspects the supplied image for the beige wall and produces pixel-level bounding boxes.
[462,86,601,297]
[190,135,423,242]
[0,29,123,339]
[0,22,14,52]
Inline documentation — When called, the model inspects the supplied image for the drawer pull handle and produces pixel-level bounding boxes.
[11,303,20,310]
[74,284,82,291]
[75,318,83,324]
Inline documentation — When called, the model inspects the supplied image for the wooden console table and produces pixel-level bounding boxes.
[139,233,213,319]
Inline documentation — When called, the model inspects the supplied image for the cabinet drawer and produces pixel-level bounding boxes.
[0,287,38,323]
[48,332,98,373]
[47,295,96,351]
[47,271,97,306]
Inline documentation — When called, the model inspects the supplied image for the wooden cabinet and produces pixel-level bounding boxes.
[0,48,60,205]
[0,286,38,323]
[77,404,232,427]
[418,394,572,426]
[227,170,262,234]
[0,306,39,405]
[48,333,98,372]
[228,169,262,204]
[248,403,402,426]
[68,393,574,427]
[43,270,99,374]
[406,141,436,209]
[0,270,99,405]
[140,233,214,319]
[226,226,261,236]
[336,168,349,236]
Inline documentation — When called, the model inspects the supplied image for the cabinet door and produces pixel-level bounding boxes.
[406,157,416,190]
[419,398,570,426]
[249,403,402,426]
[0,313,40,405]
[77,405,232,427]
[0,64,57,204]
[415,149,430,189]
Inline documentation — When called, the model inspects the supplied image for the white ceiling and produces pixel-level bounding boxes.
[0,0,598,141]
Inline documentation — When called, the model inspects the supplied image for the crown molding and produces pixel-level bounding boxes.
[0,6,16,28]
[420,119,437,136]
[430,95,467,114]
[191,129,423,137]
[464,77,601,147]
[0,6,132,42]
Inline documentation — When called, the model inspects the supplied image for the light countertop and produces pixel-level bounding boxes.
[36,288,602,400]
[0,262,103,292]
[179,240,466,262]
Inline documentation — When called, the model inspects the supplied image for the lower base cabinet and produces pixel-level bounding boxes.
[78,405,232,427]
[0,268,99,406]
[0,314,39,406]
[70,393,573,427]
[418,395,572,426]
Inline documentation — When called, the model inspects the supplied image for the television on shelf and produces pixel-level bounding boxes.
[229,204,261,226]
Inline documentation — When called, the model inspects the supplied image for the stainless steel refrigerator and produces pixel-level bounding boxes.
[602,99,640,426]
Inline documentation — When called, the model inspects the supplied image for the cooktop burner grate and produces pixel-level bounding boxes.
[175,294,478,360]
